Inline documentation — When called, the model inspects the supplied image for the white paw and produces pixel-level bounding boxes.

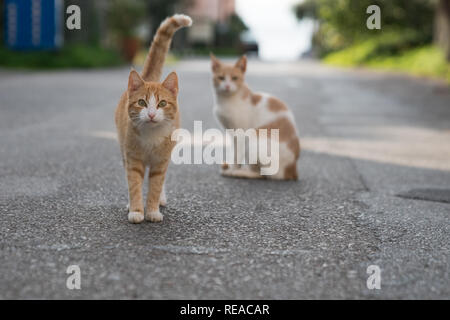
[128,211,144,224]
[145,209,164,223]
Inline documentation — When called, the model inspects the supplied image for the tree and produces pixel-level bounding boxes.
[147,0,183,37]
[64,0,103,45]
[215,14,248,48]
[107,0,146,39]
[435,0,450,60]
[295,0,436,56]
[295,0,317,20]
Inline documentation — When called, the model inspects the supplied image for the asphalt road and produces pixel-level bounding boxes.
[0,59,449,299]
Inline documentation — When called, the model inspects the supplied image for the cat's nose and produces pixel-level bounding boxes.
[148,112,156,119]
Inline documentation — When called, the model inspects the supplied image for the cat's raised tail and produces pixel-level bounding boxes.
[141,14,192,82]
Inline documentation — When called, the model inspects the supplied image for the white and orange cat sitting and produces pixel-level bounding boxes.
[115,14,192,224]
[210,54,301,180]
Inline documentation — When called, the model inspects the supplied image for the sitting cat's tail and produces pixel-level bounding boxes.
[141,14,192,82]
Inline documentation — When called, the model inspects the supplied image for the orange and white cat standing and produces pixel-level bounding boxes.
[115,14,192,223]
[210,54,301,180]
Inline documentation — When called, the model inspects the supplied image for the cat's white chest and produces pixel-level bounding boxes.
[214,95,254,129]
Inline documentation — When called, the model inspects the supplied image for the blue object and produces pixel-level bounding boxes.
[4,0,63,50]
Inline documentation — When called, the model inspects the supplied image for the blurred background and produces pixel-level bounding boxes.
[0,0,449,82]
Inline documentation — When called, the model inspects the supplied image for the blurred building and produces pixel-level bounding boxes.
[184,0,235,46]
[4,0,64,50]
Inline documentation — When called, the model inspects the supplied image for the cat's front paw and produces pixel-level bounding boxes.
[145,209,164,223]
[128,211,144,224]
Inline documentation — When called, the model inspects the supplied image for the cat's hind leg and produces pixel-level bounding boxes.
[122,154,132,214]
[222,164,263,179]
[267,142,298,180]
[269,161,298,180]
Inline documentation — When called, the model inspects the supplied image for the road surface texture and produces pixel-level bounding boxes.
[0,59,449,299]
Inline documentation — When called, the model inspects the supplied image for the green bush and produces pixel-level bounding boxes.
[324,44,450,83]
[323,30,429,64]
[0,45,124,69]
[296,0,435,56]
[182,47,241,57]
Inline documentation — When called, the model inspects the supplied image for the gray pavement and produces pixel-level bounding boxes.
[0,59,449,299]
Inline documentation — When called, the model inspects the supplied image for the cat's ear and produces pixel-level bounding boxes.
[235,55,247,73]
[128,70,144,92]
[210,53,221,72]
[162,72,179,96]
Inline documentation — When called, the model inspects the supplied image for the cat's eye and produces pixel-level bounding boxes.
[232,76,238,81]
[218,76,225,81]
[138,99,147,107]
[158,100,167,108]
